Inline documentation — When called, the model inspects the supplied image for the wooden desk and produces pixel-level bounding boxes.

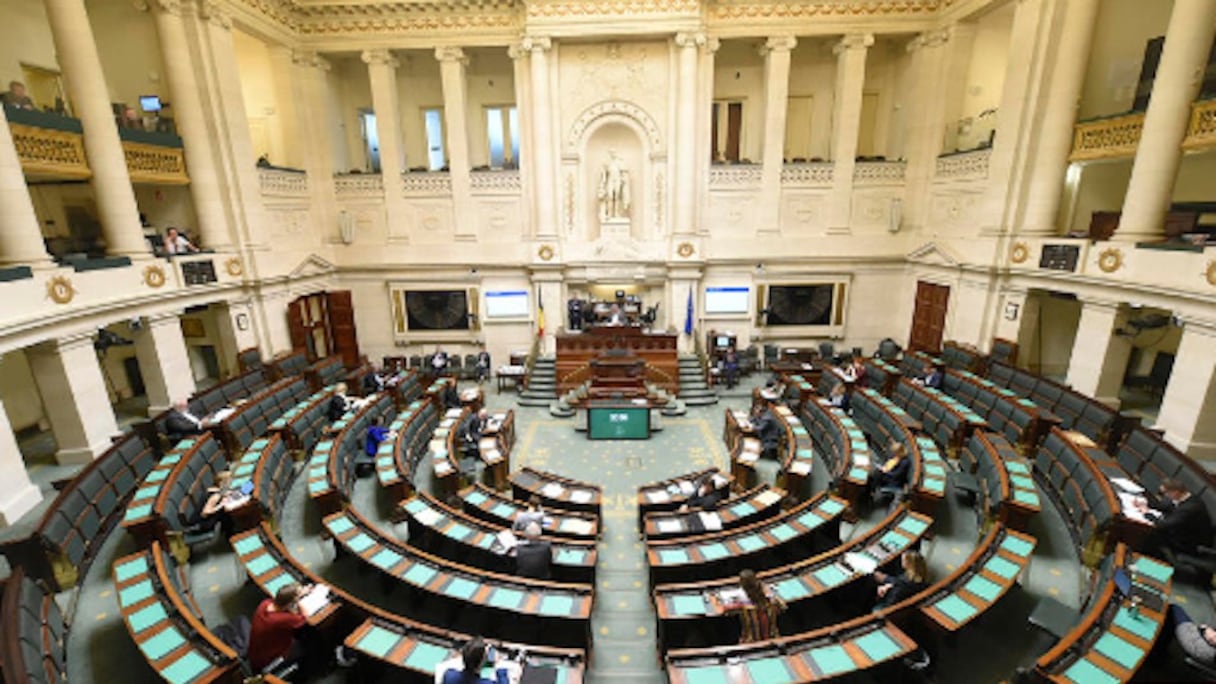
[643,486,785,540]
[480,410,515,490]
[801,399,872,516]
[637,469,730,525]
[459,484,600,540]
[511,468,603,517]
[374,399,438,503]
[921,525,1036,631]
[555,327,678,394]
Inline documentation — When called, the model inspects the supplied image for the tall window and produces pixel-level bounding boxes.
[710,100,744,163]
[424,108,446,170]
[485,105,520,169]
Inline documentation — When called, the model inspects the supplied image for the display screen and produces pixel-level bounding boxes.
[588,407,649,440]
[139,95,162,112]
[765,285,834,326]
[704,286,750,314]
[484,290,529,318]
[405,290,470,330]
[715,336,731,348]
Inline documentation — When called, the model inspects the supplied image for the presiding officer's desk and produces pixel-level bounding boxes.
[459,483,600,540]
[555,325,678,395]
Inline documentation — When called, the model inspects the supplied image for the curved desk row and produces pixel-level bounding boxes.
[959,431,1041,532]
[210,376,309,457]
[400,491,598,583]
[306,393,396,516]
[430,407,470,499]
[459,484,600,540]
[267,384,337,458]
[230,523,588,680]
[323,508,594,649]
[920,524,1036,631]
[122,433,225,553]
[643,485,785,540]
[771,405,816,496]
[375,398,439,502]
[226,434,294,532]
[511,467,603,517]
[943,368,1056,457]
[800,398,871,515]
[892,378,988,459]
[851,390,946,514]
[646,493,847,586]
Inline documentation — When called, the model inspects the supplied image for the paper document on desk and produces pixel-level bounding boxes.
[210,407,236,424]
[755,490,782,507]
[415,506,443,526]
[569,489,594,504]
[299,585,330,616]
[541,482,565,498]
[656,519,683,534]
[647,490,670,504]
[493,529,519,554]
[677,481,696,495]
[843,551,878,574]
[1117,492,1152,523]
[1110,477,1145,494]
[564,519,593,536]
[717,587,747,605]
[698,512,723,531]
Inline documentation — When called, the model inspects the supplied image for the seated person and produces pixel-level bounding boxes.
[165,399,206,444]
[1135,478,1214,561]
[870,442,911,495]
[1,81,34,109]
[431,348,450,376]
[195,470,238,538]
[844,357,868,388]
[606,304,626,326]
[750,404,781,459]
[514,522,552,580]
[361,364,386,395]
[327,383,351,422]
[248,583,312,673]
[439,636,510,684]
[357,417,392,476]
[458,409,489,460]
[919,362,945,389]
[872,550,929,610]
[1170,604,1216,666]
[714,569,787,643]
[443,382,461,410]
[680,476,725,513]
[162,226,199,255]
[720,350,740,389]
[475,349,492,384]
[828,383,850,412]
[512,495,547,532]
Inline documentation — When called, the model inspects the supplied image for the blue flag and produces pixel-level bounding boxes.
[683,287,694,336]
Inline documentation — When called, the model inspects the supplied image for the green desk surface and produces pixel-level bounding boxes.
[680,664,731,684]
[346,533,375,554]
[808,643,854,676]
[730,502,757,517]
[1010,474,1035,490]
[402,499,427,515]
[819,498,846,516]
[746,656,794,684]
[327,516,354,535]
[773,577,810,601]
[985,556,1020,580]
[405,641,449,670]
[162,650,211,684]
[1062,656,1120,684]
[670,594,707,615]
[554,548,585,564]
[540,595,575,616]
[141,624,186,660]
[371,549,404,571]
[465,490,488,505]
[1013,490,1040,506]
[115,557,149,583]
[404,564,438,586]
[701,543,730,561]
[1093,632,1144,669]
[245,554,277,577]
[125,504,153,521]
[357,624,401,658]
[963,575,1002,602]
[1113,606,1158,641]
[491,503,516,518]
[855,629,903,662]
[1000,535,1034,558]
[444,577,478,600]
[264,573,294,595]
[897,517,930,537]
[488,588,524,610]
[119,580,154,606]
[769,524,797,543]
[737,536,765,553]
[811,564,849,589]
[129,602,168,633]
[446,523,474,540]
[933,595,978,623]
[1129,557,1173,584]
[658,549,690,565]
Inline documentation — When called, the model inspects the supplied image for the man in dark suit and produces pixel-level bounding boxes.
[361,364,385,395]
[458,409,489,461]
[327,383,351,422]
[1138,478,1214,561]
[474,350,491,384]
[515,522,552,580]
[751,404,781,459]
[165,400,205,444]
[922,363,946,389]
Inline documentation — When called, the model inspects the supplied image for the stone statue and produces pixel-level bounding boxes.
[597,150,631,221]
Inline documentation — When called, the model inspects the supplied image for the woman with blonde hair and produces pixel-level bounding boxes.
[717,569,787,643]
[873,550,929,610]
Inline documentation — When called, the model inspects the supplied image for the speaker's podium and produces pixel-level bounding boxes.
[573,352,666,439]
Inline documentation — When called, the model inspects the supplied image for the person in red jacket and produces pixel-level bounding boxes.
[248,583,311,672]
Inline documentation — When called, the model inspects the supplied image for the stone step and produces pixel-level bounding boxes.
[518,396,555,407]
[680,387,715,397]
[683,394,719,406]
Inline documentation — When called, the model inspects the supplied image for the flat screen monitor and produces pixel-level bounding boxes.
[139,95,162,112]
[715,336,731,348]
[704,286,750,314]
[588,406,649,440]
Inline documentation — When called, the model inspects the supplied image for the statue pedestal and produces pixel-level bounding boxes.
[599,217,631,238]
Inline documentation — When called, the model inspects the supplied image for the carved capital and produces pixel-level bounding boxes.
[197,0,231,28]
[134,0,184,15]
[434,46,468,64]
[507,43,528,61]
[674,31,707,49]
[521,35,552,54]
[833,32,874,56]
[758,35,797,57]
[294,50,332,71]
[907,27,951,53]
[703,36,721,55]
[361,49,399,68]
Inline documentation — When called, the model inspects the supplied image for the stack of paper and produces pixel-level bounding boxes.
[299,584,330,617]
[698,512,723,531]
[570,489,593,504]
[541,482,564,498]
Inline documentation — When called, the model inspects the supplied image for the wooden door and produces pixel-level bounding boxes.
[327,291,361,369]
[286,297,310,355]
[909,281,950,353]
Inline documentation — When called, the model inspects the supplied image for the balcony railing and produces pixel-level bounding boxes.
[854,160,905,185]
[780,162,833,187]
[334,173,384,198]
[1183,99,1216,151]
[1070,100,1216,161]
[6,104,187,183]
[258,167,308,197]
[935,148,991,180]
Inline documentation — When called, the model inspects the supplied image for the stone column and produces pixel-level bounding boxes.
[149,0,232,251]
[524,36,557,238]
[901,28,957,233]
[1065,299,1132,408]
[133,312,195,416]
[267,47,302,168]
[0,400,42,526]
[43,0,147,257]
[362,49,407,241]
[1156,319,1216,463]
[0,107,52,267]
[508,44,535,230]
[757,36,796,235]
[437,47,476,240]
[291,51,339,243]
[1017,0,1100,235]
[827,33,873,233]
[27,333,119,464]
[673,32,704,236]
[1118,0,1216,242]
[694,37,721,236]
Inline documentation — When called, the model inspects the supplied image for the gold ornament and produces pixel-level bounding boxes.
[143,264,166,288]
[1205,261,1216,286]
[47,276,75,304]
[225,257,244,277]
[537,244,555,262]
[1097,248,1123,273]
[677,242,695,258]
[1010,242,1029,264]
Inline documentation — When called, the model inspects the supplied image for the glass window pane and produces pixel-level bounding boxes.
[425,109,446,171]
[508,107,520,165]
[486,108,505,168]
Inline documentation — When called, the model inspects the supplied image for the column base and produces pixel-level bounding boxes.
[0,484,43,527]
[55,442,110,465]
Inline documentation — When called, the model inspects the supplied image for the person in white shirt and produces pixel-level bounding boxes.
[163,227,199,255]
[165,399,205,444]
[431,348,449,376]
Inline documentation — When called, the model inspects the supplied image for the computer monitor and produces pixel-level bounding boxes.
[715,336,731,348]
[139,95,162,113]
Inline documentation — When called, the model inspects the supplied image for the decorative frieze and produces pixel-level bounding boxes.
[124,142,190,185]
[853,161,905,185]
[710,0,953,21]
[258,168,308,197]
[779,162,833,187]
[402,172,453,196]
[709,165,763,188]
[934,149,990,180]
[334,173,385,198]
[470,170,521,193]
[8,123,90,180]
